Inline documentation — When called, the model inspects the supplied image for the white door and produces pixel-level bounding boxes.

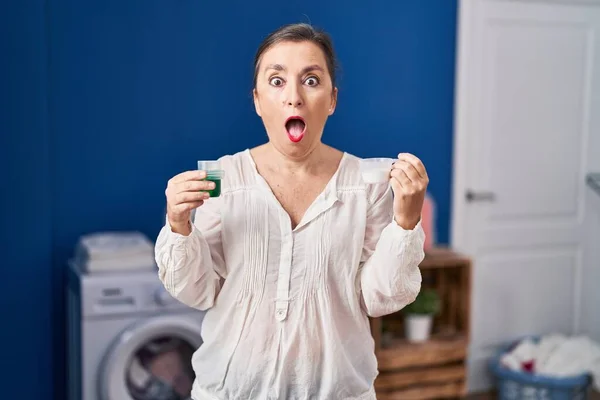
[452,0,600,392]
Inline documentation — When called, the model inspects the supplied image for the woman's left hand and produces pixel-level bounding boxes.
[390,153,429,230]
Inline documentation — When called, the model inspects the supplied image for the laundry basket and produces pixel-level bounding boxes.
[488,338,592,400]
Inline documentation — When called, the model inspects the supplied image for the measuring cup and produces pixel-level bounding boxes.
[359,158,395,184]
[197,160,225,197]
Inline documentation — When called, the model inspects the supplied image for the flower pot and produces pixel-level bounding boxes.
[405,314,433,343]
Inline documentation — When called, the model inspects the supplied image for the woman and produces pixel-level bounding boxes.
[155,23,428,400]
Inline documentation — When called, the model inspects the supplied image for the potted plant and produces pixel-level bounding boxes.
[402,288,441,343]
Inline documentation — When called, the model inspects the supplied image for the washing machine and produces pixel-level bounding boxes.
[67,260,206,400]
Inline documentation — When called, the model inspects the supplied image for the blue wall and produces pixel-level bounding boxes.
[1,0,54,397]
[2,1,457,399]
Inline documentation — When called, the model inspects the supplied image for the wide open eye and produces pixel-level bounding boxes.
[304,76,320,87]
[269,77,284,87]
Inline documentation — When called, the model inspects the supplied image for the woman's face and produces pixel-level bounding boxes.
[253,40,337,159]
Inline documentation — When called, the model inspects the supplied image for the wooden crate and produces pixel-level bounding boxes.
[370,248,472,400]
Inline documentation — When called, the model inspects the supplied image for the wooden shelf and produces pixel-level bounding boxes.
[377,381,466,400]
[377,334,468,371]
[370,247,472,400]
[419,247,471,269]
[376,364,466,391]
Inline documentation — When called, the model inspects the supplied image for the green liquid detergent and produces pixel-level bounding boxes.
[204,174,222,197]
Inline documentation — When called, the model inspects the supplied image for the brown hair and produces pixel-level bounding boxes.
[253,23,339,89]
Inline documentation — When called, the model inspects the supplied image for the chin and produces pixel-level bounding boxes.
[276,136,318,158]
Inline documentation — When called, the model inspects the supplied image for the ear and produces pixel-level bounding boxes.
[328,87,338,115]
[253,88,262,117]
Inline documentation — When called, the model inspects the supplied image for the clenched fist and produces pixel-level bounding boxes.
[390,153,429,230]
[165,170,215,235]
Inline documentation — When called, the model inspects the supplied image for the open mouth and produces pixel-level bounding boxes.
[285,116,306,143]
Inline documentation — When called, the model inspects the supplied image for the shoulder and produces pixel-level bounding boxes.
[215,149,248,169]
[214,149,254,193]
[336,151,392,206]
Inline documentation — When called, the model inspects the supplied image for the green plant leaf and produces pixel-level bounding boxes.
[402,288,441,315]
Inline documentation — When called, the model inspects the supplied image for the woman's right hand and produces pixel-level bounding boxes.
[165,170,215,235]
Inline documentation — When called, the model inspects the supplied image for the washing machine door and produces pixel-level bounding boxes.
[99,316,203,400]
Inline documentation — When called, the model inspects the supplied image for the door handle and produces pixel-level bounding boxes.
[465,190,496,202]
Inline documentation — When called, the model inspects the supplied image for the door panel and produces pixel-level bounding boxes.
[453,0,600,392]
[474,249,577,348]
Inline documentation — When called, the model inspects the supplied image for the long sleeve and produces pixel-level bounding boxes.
[358,183,425,318]
[154,197,226,311]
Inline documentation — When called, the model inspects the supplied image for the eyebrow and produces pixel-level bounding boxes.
[265,64,325,75]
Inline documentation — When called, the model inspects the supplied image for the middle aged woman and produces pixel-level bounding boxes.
[155,22,428,400]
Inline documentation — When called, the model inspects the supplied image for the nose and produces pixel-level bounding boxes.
[284,81,304,107]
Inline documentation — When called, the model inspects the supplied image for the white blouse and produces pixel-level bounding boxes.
[154,149,425,400]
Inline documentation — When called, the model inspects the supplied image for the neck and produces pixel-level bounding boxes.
[265,142,325,175]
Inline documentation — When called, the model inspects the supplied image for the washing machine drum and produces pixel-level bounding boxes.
[99,316,203,400]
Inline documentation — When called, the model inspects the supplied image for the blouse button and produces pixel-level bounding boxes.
[276,309,286,321]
